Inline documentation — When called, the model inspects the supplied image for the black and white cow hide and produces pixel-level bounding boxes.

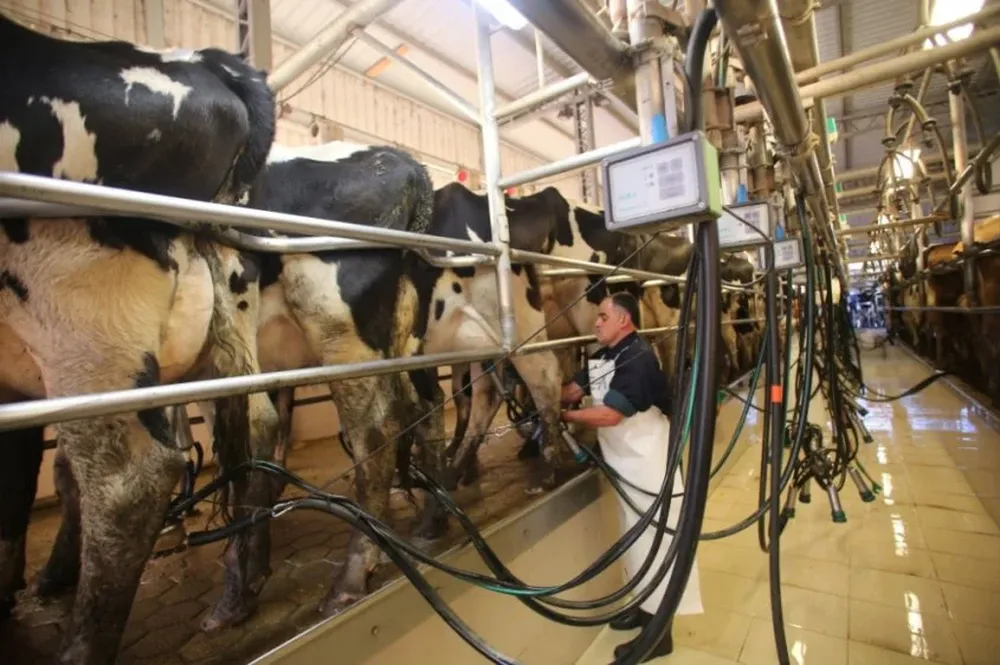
[440,190,696,487]
[0,14,278,665]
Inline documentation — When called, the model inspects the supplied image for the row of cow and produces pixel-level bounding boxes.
[0,15,767,664]
[883,214,1000,404]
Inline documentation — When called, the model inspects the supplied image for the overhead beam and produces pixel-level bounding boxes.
[237,0,272,71]
[734,25,1000,123]
[268,0,402,91]
[503,0,636,110]
[495,21,639,134]
[361,0,581,146]
[364,43,408,78]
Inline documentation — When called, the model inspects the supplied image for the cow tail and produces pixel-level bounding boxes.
[202,50,278,202]
[410,162,436,235]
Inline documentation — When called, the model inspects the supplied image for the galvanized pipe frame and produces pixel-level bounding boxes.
[776,0,845,242]
[0,307,769,431]
[733,24,1000,124]
[794,3,1000,85]
[714,0,850,290]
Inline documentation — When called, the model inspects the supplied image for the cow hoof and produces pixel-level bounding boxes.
[201,594,256,633]
[246,565,273,596]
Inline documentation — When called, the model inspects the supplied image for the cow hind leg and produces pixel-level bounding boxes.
[405,376,450,543]
[51,369,187,665]
[443,364,473,462]
[509,352,563,493]
[202,249,280,633]
[320,374,405,616]
[444,365,504,489]
[33,447,83,599]
[0,425,44,617]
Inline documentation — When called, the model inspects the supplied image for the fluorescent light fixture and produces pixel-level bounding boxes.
[475,0,528,31]
[890,148,921,181]
[923,0,985,49]
[878,213,890,225]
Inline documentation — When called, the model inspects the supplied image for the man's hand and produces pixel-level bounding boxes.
[562,405,624,428]
[561,381,584,405]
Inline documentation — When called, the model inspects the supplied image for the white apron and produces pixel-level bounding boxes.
[589,359,704,617]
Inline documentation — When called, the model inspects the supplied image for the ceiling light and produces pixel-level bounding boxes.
[923,0,985,49]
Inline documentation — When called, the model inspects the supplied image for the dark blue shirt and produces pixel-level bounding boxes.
[571,331,673,417]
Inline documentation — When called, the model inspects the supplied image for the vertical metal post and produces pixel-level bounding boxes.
[948,79,978,306]
[534,28,546,89]
[145,0,166,48]
[237,0,273,71]
[626,0,668,145]
[574,97,600,204]
[473,5,517,351]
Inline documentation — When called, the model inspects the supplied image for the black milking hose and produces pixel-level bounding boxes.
[615,8,721,663]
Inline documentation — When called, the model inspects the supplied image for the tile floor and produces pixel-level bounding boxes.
[577,344,1000,665]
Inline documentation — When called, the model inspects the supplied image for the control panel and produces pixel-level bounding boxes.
[759,237,805,271]
[717,201,773,249]
[601,131,721,234]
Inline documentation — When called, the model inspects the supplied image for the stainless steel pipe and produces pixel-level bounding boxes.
[0,173,500,256]
[494,72,593,123]
[268,0,401,92]
[735,25,1000,123]
[0,349,504,432]
[498,137,641,189]
[473,3,517,352]
[358,32,481,124]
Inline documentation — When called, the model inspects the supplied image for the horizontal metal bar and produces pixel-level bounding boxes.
[886,305,1000,314]
[0,196,498,269]
[795,4,1000,84]
[0,349,504,432]
[517,318,767,355]
[836,214,948,236]
[735,25,1000,123]
[494,72,593,123]
[498,137,641,189]
[0,173,500,256]
[513,248,684,284]
[357,32,481,125]
[846,254,900,264]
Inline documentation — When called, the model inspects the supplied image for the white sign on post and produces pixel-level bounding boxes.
[760,237,804,271]
[717,201,772,249]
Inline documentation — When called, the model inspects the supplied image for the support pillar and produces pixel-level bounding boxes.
[237,0,272,71]
[473,4,516,351]
[573,97,600,204]
[948,74,978,306]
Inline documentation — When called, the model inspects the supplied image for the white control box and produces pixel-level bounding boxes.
[717,201,772,249]
[759,237,804,271]
[601,131,722,234]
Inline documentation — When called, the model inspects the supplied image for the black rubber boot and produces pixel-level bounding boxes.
[611,619,674,663]
[609,608,651,631]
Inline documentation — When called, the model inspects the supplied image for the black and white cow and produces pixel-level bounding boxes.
[437,189,696,486]
[0,13,279,665]
[188,142,570,620]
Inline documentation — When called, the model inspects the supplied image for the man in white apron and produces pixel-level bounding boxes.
[560,292,703,662]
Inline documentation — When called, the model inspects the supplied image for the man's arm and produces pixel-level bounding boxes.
[561,404,624,428]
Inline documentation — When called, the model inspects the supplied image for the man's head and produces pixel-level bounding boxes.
[594,292,640,347]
